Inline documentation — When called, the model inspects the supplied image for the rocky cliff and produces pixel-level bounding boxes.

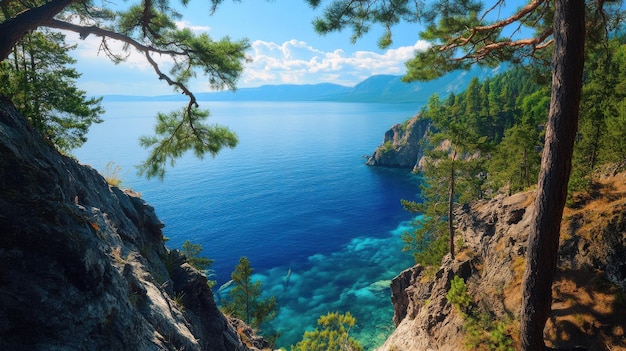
[366,114,432,170]
[377,180,626,351]
[0,97,265,350]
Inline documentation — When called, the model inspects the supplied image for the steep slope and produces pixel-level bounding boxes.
[0,97,263,350]
[378,177,626,351]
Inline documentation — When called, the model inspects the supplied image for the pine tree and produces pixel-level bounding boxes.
[1,0,249,179]
[291,312,363,351]
[0,30,103,152]
[221,257,278,329]
[487,124,542,193]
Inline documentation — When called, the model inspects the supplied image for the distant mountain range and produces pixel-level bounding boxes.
[104,65,507,104]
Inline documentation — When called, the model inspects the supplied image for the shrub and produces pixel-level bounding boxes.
[291,312,363,351]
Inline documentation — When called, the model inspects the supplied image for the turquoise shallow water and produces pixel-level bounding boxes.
[75,100,422,349]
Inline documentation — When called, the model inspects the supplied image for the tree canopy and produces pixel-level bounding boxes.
[307,1,623,350]
[291,311,363,351]
[0,0,250,178]
[221,257,278,330]
[0,29,103,152]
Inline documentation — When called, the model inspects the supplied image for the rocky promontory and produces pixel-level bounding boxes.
[366,114,432,170]
[377,182,626,351]
[0,97,265,350]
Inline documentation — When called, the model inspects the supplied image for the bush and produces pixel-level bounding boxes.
[291,312,363,351]
[446,276,472,313]
[446,276,514,351]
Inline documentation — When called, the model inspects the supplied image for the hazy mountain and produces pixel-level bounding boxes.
[103,65,506,104]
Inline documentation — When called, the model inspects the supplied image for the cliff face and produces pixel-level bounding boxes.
[0,97,262,351]
[378,183,626,351]
[366,114,432,170]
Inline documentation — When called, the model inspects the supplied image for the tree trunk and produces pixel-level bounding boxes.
[449,150,456,259]
[524,148,530,189]
[0,0,76,60]
[520,1,585,350]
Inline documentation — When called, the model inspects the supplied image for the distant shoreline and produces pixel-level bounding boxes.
[99,65,504,104]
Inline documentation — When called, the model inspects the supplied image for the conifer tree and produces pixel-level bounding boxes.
[306,2,620,349]
[487,124,542,193]
[291,312,363,351]
[0,30,103,152]
[221,257,278,329]
[180,240,216,287]
[1,0,249,179]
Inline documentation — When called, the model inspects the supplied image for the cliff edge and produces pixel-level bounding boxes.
[0,97,264,350]
[366,114,432,170]
[378,183,626,351]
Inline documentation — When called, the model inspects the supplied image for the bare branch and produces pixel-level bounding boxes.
[474,0,547,32]
[47,19,185,56]
[440,0,551,57]
[142,49,198,107]
[47,18,201,156]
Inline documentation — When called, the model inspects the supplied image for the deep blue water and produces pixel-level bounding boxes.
[74,100,422,349]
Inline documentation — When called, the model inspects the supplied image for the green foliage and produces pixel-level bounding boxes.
[172,291,186,311]
[463,315,514,351]
[380,140,395,154]
[571,37,626,192]
[221,257,278,330]
[291,312,363,351]
[307,1,556,82]
[137,107,239,179]
[401,182,449,267]
[446,276,472,313]
[1,0,250,179]
[0,30,103,152]
[487,124,542,193]
[305,0,421,49]
[446,276,514,351]
[180,240,213,271]
[180,240,215,288]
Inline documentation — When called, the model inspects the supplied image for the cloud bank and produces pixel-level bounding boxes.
[69,31,430,95]
[243,39,430,87]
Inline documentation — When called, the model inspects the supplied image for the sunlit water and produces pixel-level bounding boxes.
[74,100,423,349]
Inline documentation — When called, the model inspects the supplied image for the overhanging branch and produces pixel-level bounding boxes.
[439,0,552,61]
[0,0,78,60]
[47,19,184,56]
[46,18,198,103]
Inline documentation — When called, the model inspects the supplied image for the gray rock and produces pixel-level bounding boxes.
[366,114,432,170]
[0,97,261,351]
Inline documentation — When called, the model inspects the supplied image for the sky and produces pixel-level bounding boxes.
[70,0,430,96]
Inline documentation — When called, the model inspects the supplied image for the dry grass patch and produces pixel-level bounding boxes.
[546,269,626,351]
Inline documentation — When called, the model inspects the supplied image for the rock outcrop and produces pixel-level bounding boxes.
[0,96,262,350]
[378,186,626,351]
[366,114,432,170]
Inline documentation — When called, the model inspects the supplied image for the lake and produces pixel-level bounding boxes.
[74,100,423,349]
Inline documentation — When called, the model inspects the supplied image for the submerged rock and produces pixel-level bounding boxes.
[0,97,261,350]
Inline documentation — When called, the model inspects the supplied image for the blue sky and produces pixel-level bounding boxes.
[71,0,429,96]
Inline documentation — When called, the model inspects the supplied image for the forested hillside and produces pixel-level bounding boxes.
[397,34,626,282]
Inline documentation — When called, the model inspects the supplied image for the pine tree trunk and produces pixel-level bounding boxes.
[0,0,76,60]
[520,1,585,350]
[449,150,456,259]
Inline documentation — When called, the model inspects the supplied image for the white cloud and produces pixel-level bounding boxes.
[174,21,211,33]
[66,31,174,73]
[241,39,431,87]
[67,28,431,95]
